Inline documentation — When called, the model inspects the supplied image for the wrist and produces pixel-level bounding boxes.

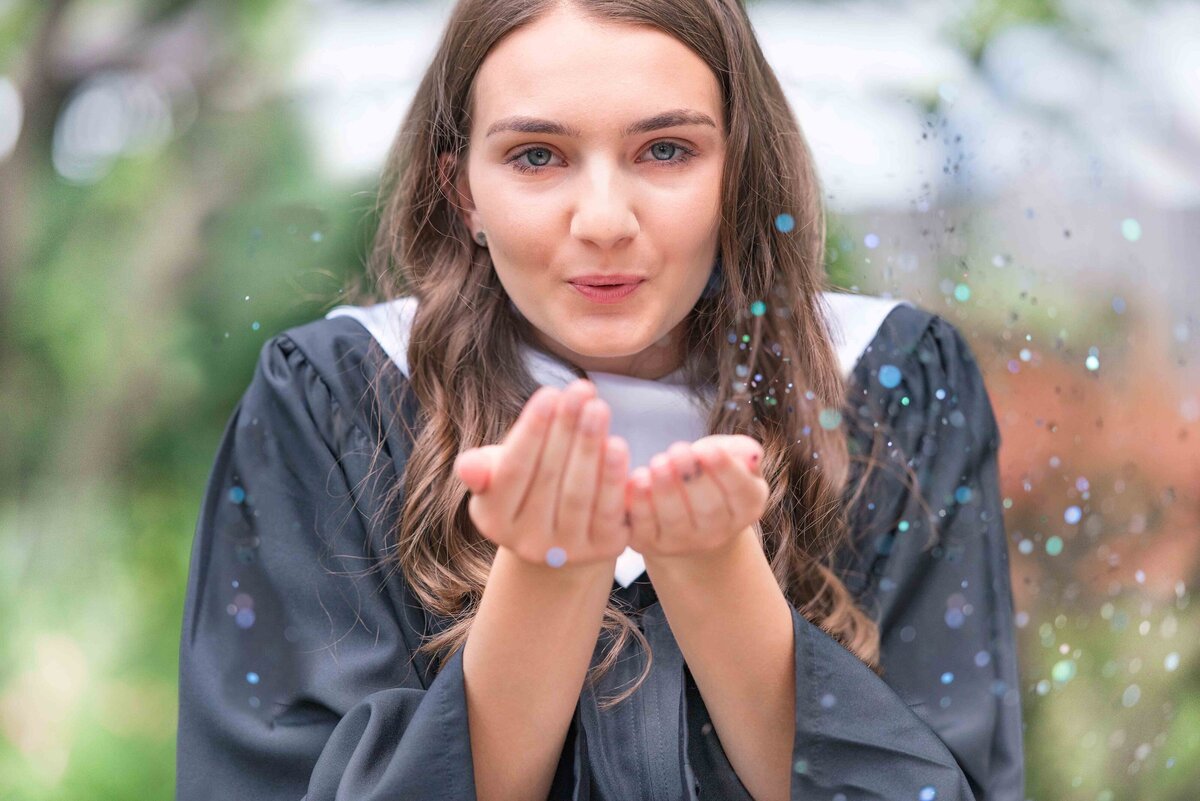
[644,526,759,579]
[495,544,616,586]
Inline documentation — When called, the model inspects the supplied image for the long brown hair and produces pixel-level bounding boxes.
[339,0,923,710]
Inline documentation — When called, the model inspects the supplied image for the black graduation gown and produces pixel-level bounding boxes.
[174,302,1025,801]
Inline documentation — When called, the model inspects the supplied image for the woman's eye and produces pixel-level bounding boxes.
[507,141,696,174]
[525,147,555,169]
[648,142,679,161]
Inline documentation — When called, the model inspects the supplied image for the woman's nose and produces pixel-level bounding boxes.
[569,165,639,248]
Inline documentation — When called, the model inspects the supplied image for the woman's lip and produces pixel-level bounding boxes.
[569,280,644,304]
[568,275,645,286]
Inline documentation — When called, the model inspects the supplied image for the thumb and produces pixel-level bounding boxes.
[454,445,503,494]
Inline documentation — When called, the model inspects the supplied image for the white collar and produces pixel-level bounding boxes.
[326,291,909,587]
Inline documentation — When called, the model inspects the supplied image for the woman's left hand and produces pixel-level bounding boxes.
[624,434,769,559]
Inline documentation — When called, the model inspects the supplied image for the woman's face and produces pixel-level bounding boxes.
[451,4,726,380]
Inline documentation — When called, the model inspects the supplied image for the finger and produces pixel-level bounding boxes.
[711,434,764,476]
[702,440,769,513]
[517,380,596,561]
[690,441,738,520]
[626,466,658,553]
[490,386,560,524]
[554,396,609,547]
[454,446,501,494]
[590,435,630,558]
[647,451,694,550]
[665,441,726,526]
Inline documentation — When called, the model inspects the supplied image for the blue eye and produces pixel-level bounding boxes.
[521,147,554,169]
[507,140,697,174]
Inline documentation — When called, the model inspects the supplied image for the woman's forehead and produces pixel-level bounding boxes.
[471,8,721,132]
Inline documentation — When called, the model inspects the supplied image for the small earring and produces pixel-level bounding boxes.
[474,231,488,247]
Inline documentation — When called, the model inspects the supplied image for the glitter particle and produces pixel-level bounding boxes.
[229,486,246,504]
[750,300,766,317]
[1051,659,1076,683]
[1046,536,1064,556]
[878,364,902,389]
[818,408,842,429]
[545,547,567,568]
[1120,218,1141,242]
[775,213,795,233]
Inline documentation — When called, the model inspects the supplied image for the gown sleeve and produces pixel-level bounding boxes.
[835,309,1026,801]
[175,327,587,800]
[682,308,1025,801]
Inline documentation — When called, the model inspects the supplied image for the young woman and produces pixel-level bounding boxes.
[174,1,1025,799]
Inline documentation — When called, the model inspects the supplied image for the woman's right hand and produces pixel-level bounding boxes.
[454,379,631,571]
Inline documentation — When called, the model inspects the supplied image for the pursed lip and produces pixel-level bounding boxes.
[567,274,646,286]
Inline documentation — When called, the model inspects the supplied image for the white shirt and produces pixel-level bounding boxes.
[326,291,909,587]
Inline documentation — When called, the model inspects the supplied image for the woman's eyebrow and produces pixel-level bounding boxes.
[485,109,717,139]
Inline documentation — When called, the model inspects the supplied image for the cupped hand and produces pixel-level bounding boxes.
[453,379,632,571]
[624,435,768,559]
[455,384,769,563]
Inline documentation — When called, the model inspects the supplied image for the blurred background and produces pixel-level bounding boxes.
[0,0,1197,798]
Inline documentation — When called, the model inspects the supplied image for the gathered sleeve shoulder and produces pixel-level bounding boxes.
[827,305,1026,800]
[174,318,491,800]
[677,306,1024,801]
